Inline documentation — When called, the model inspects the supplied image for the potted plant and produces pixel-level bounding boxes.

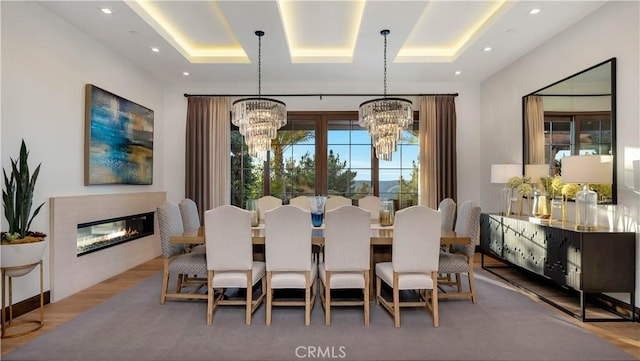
[1,140,47,277]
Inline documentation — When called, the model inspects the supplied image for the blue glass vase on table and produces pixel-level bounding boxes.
[309,196,327,227]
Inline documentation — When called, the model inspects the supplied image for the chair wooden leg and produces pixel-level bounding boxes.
[364,271,370,326]
[431,271,439,328]
[325,272,331,326]
[376,275,381,305]
[266,271,272,326]
[305,271,311,326]
[468,267,477,304]
[393,272,400,328]
[455,273,462,292]
[246,270,252,325]
[161,259,170,304]
[207,271,214,325]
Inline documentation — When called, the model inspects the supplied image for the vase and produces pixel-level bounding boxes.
[0,239,47,277]
[532,188,550,219]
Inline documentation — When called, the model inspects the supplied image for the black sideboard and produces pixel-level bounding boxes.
[480,213,636,322]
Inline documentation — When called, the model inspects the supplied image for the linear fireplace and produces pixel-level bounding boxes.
[77,212,154,256]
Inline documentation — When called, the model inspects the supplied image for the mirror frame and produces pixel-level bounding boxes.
[522,57,617,204]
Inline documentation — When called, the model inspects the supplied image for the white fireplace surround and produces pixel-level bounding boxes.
[49,192,165,302]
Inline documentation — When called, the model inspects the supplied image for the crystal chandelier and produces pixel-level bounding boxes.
[232,30,286,158]
[358,30,412,161]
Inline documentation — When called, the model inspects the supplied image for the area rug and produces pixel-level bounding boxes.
[3,270,635,361]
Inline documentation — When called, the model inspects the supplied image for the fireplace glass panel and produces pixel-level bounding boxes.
[77,212,154,256]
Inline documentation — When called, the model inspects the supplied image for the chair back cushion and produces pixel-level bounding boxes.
[452,200,481,257]
[438,198,456,231]
[205,205,253,271]
[179,198,200,232]
[392,206,441,273]
[325,196,352,212]
[258,196,283,222]
[265,205,312,271]
[324,206,370,271]
[157,202,186,258]
[289,196,311,211]
[357,195,380,220]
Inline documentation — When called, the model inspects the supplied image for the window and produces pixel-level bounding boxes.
[544,111,611,173]
[230,111,419,208]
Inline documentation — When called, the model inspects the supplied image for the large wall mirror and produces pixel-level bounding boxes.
[522,57,616,203]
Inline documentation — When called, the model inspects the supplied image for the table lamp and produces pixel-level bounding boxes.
[491,164,522,216]
[561,155,613,230]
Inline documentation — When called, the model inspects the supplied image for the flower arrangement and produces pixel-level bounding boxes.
[561,183,582,200]
[507,176,533,216]
[507,176,533,197]
[541,175,563,199]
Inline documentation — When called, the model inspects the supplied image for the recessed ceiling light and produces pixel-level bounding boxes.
[455,71,462,75]
[483,47,492,52]
[150,47,159,53]
[100,8,112,14]
[183,72,190,76]
[529,8,541,15]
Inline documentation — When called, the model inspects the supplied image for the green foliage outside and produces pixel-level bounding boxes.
[231,129,420,207]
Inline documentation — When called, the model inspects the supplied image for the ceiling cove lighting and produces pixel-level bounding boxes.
[231,31,287,159]
[359,29,412,162]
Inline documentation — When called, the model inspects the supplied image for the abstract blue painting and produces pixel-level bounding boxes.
[85,84,154,185]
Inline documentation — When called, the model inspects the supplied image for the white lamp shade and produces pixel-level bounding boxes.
[491,164,522,184]
[561,155,613,184]
[525,164,550,183]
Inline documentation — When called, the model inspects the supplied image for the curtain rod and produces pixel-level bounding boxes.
[532,93,611,97]
[183,93,458,98]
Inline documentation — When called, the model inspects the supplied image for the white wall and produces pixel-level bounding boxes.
[481,1,639,305]
[1,2,165,303]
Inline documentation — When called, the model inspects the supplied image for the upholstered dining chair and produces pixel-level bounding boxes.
[265,205,318,326]
[258,195,283,223]
[320,206,371,326]
[438,200,481,303]
[179,198,206,254]
[376,206,441,327]
[289,196,311,211]
[438,198,456,231]
[357,195,380,221]
[204,205,266,325]
[156,202,207,304]
[325,195,352,212]
[179,198,200,231]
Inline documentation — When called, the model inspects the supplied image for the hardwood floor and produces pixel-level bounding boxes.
[1,255,639,359]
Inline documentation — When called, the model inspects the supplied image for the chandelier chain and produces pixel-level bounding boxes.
[258,32,262,97]
[383,32,387,97]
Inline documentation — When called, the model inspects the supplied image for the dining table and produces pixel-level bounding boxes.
[170,223,472,300]
[170,224,470,246]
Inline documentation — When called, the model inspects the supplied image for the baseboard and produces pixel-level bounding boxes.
[1,291,50,323]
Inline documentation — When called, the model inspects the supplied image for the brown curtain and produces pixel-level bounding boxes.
[419,96,438,208]
[524,95,545,164]
[436,95,457,202]
[185,96,230,223]
[419,95,457,208]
